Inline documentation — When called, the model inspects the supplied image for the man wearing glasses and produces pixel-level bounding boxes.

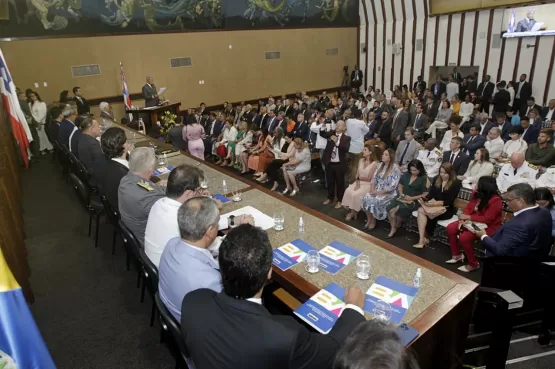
[473,183,552,257]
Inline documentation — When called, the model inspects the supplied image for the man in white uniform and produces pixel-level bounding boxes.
[417,138,443,179]
[496,152,538,193]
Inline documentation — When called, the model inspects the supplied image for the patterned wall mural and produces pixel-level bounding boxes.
[0,0,358,38]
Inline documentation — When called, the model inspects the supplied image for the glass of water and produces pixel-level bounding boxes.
[373,300,393,324]
[356,254,371,280]
[232,188,242,202]
[200,178,209,189]
[273,213,284,231]
[306,250,320,274]
[158,155,167,167]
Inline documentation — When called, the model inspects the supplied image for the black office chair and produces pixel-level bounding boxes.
[154,292,191,369]
[59,144,71,182]
[138,246,159,326]
[118,220,143,289]
[68,173,104,247]
[100,194,120,255]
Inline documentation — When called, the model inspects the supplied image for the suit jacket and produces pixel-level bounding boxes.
[350,70,363,84]
[284,105,295,118]
[520,104,543,118]
[292,121,309,142]
[58,119,76,148]
[477,81,495,99]
[181,289,365,369]
[212,120,226,137]
[413,81,427,91]
[462,134,486,156]
[365,119,382,140]
[492,89,511,113]
[483,207,552,257]
[377,118,393,147]
[47,120,60,144]
[498,122,511,142]
[541,107,555,121]
[394,139,421,168]
[77,133,103,185]
[168,125,188,150]
[522,126,540,145]
[95,157,129,209]
[424,102,439,121]
[391,109,409,141]
[320,130,351,166]
[516,18,536,32]
[264,116,278,134]
[259,114,269,131]
[442,150,471,175]
[479,121,497,137]
[432,82,446,99]
[412,113,428,132]
[452,72,462,83]
[142,83,159,107]
[515,81,532,102]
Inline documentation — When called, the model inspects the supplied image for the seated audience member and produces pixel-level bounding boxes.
[225,121,247,167]
[425,100,452,138]
[46,106,63,144]
[442,137,471,175]
[496,125,528,163]
[521,117,539,145]
[459,94,474,124]
[181,224,366,369]
[291,113,309,142]
[76,117,102,185]
[496,152,538,193]
[332,320,419,369]
[474,183,552,257]
[450,95,461,116]
[458,148,494,189]
[266,136,296,190]
[256,127,286,183]
[537,167,555,189]
[508,109,520,126]
[145,165,210,266]
[118,147,165,245]
[95,127,131,209]
[439,117,464,152]
[58,105,80,152]
[246,130,267,173]
[239,126,260,173]
[495,113,510,141]
[214,118,238,166]
[386,159,430,238]
[462,124,486,156]
[342,145,381,221]
[446,176,502,272]
[320,120,351,208]
[535,187,555,239]
[423,96,439,122]
[395,128,421,172]
[528,109,542,130]
[234,122,254,173]
[484,127,505,161]
[525,130,555,168]
[542,99,555,121]
[417,138,442,179]
[281,138,311,196]
[183,118,206,160]
[476,113,495,137]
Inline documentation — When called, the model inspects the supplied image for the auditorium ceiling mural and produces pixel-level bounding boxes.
[0,0,357,38]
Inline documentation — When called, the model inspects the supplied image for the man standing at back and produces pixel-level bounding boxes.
[142,76,159,107]
[346,108,369,182]
[181,224,366,369]
[73,86,90,115]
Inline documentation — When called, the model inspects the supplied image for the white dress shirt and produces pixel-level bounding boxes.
[310,121,336,150]
[346,118,369,154]
[459,102,474,121]
[439,130,463,152]
[545,109,555,122]
[446,82,459,100]
[112,158,129,168]
[508,87,515,107]
[503,138,528,157]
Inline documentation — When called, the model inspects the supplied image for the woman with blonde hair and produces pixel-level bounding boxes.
[281,138,311,196]
[414,162,461,248]
[342,144,382,221]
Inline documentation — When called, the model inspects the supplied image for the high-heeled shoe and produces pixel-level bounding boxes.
[458,264,480,272]
[256,174,267,182]
[289,189,299,196]
[445,255,465,264]
[385,227,398,239]
[282,188,291,195]
[413,238,430,249]
[270,182,279,191]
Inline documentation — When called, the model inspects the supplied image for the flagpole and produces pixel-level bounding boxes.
[120,62,133,121]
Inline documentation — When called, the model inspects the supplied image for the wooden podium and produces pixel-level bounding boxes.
[126,101,181,127]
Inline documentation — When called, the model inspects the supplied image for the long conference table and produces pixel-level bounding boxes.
[118,124,478,369]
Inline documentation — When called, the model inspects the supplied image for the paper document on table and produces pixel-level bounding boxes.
[531,22,544,32]
[158,87,166,95]
[218,206,275,230]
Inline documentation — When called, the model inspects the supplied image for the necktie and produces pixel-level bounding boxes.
[427,151,431,158]
[415,114,420,129]
[450,153,455,164]
[399,142,410,165]
[513,168,517,176]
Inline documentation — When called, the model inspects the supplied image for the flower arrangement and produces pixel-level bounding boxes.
[160,110,178,141]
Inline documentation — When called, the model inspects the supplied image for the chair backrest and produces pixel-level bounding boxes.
[118,219,143,263]
[59,144,71,169]
[100,194,120,226]
[138,246,159,295]
[154,292,191,358]
[69,173,91,209]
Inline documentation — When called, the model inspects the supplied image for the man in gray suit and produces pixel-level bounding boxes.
[395,128,422,172]
[516,10,537,32]
[391,99,409,149]
[412,103,428,141]
[142,76,159,107]
[118,147,165,245]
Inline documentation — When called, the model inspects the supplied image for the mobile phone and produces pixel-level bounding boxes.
[471,223,480,231]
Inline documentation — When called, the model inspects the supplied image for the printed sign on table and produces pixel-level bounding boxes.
[273,239,316,271]
[152,165,174,176]
[318,241,362,275]
[294,283,346,334]
[364,276,419,324]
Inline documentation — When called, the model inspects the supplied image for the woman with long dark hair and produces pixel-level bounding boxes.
[59,90,73,104]
[535,187,555,239]
[446,176,502,272]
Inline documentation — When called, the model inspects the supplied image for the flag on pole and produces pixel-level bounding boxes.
[0,48,33,167]
[120,62,132,110]
[507,9,516,33]
[0,248,57,369]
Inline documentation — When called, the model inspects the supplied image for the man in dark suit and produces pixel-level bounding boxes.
[292,113,309,142]
[451,67,462,83]
[491,81,511,115]
[520,97,542,119]
[72,86,90,115]
[521,117,540,145]
[514,74,532,113]
[477,112,497,137]
[390,100,409,148]
[477,75,495,113]
[412,103,428,140]
[541,99,555,122]
[494,113,511,142]
[77,117,102,185]
[181,224,366,369]
[95,127,130,209]
[413,75,426,91]
[377,111,393,148]
[423,97,439,122]
[320,120,351,208]
[47,106,63,144]
[58,106,79,150]
[462,124,486,156]
[350,65,363,91]
[365,111,381,140]
[263,110,277,134]
[475,183,552,257]
[431,76,446,100]
[516,10,537,32]
[442,136,471,175]
[142,76,159,107]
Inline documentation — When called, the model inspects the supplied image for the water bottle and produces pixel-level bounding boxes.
[298,216,304,233]
[413,268,422,288]
[222,180,228,194]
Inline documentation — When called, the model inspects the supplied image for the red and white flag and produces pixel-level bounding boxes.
[0,48,32,167]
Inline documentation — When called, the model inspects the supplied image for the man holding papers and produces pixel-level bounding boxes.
[181,224,366,369]
[142,76,160,107]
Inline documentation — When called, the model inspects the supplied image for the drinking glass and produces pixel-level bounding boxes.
[273,213,284,231]
[306,250,320,273]
[200,178,209,189]
[232,189,242,202]
[356,254,371,280]
[373,300,393,324]
[157,154,167,167]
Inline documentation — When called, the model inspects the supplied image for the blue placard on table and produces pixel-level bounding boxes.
[294,283,346,334]
[364,276,419,324]
[273,239,317,271]
[212,194,231,204]
[318,241,362,275]
[152,165,175,176]
[395,324,420,346]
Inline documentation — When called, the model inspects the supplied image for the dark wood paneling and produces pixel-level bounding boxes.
[470,11,479,66]
[88,93,143,106]
[481,9,494,80]
[433,16,440,66]
[512,38,523,82]
[400,0,407,85]
[391,0,397,90]
[457,13,465,66]
[361,0,370,89]
[528,36,540,88]
[410,0,418,87]
[380,0,387,91]
[497,37,506,82]
[421,0,429,78]
[371,1,378,88]
[445,14,452,66]
[543,37,555,105]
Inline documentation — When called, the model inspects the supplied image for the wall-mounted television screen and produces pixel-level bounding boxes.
[502,4,555,38]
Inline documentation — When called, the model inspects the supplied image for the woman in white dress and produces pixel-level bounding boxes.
[457,148,494,189]
[29,91,53,155]
[281,138,311,197]
[496,126,528,163]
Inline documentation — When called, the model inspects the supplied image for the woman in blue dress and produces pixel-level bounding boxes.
[361,148,402,231]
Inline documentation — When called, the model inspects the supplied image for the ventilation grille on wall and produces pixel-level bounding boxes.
[71,65,101,77]
[415,39,424,51]
[265,51,281,60]
[170,57,192,68]
[326,48,339,56]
